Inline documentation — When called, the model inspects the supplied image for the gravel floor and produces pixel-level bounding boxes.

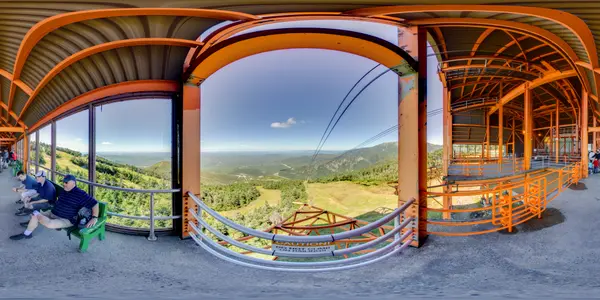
[2,170,600,299]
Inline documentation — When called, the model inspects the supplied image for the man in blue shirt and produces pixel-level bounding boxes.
[15,170,56,216]
[12,170,39,204]
[10,174,99,241]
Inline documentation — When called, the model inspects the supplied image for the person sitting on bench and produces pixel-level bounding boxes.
[10,174,99,241]
[13,170,39,204]
[15,170,56,216]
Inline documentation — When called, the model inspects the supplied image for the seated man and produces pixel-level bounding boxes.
[10,174,99,240]
[13,170,39,204]
[15,170,56,216]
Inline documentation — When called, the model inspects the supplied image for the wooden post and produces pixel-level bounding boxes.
[181,83,201,239]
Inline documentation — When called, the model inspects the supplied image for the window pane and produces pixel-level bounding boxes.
[28,132,36,174]
[95,99,173,230]
[38,125,52,171]
[56,110,89,191]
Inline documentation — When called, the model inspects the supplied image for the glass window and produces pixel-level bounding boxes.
[28,133,36,175]
[94,99,173,230]
[38,125,52,172]
[56,109,89,191]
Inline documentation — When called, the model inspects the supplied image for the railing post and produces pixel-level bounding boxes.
[148,192,157,241]
[198,199,203,241]
[394,212,401,250]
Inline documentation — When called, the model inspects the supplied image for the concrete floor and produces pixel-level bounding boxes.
[2,170,600,299]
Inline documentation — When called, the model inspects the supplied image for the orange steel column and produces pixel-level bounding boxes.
[397,26,426,246]
[524,85,532,170]
[593,118,597,151]
[582,90,589,178]
[486,114,490,159]
[22,132,28,172]
[181,83,201,239]
[442,87,451,220]
[498,104,503,171]
[555,100,559,163]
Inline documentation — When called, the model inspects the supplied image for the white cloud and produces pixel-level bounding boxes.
[271,117,298,129]
[75,138,83,142]
[101,141,112,145]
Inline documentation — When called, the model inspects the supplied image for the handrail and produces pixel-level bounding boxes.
[187,192,416,271]
[33,163,180,241]
[425,162,580,236]
[188,192,414,243]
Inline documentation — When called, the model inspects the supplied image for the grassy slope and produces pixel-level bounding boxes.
[306,182,398,218]
[218,181,400,221]
[53,151,160,189]
[221,187,281,217]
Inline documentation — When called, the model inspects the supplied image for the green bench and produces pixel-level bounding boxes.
[11,160,22,177]
[46,180,107,253]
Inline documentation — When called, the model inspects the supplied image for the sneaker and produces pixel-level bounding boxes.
[15,200,22,204]
[9,233,32,240]
[15,210,31,216]
[19,221,29,227]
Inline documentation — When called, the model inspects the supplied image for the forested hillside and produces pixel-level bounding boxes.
[28,141,443,236]
[35,143,172,229]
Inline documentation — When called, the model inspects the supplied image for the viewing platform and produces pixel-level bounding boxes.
[2,168,600,298]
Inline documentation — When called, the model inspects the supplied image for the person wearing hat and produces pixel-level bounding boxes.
[15,170,56,216]
[10,174,99,241]
[12,170,39,204]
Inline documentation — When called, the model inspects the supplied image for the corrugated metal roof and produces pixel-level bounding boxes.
[0,0,595,129]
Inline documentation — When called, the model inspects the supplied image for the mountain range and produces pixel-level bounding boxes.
[200,142,442,184]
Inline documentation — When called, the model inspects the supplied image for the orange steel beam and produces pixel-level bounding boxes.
[181,83,201,239]
[441,64,539,77]
[0,127,24,133]
[345,4,598,70]
[431,27,448,60]
[524,85,532,170]
[184,13,406,71]
[582,91,589,178]
[9,8,258,121]
[449,79,519,90]
[16,38,204,122]
[397,26,427,247]
[187,28,416,86]
[0,138,16,141]
[488,70,577,116]
[443,55,537,66]
[28,80,179,133]
[442,87,450,220]
[406,18,590,95]
[462,28,494,99]
[408,18,583,80]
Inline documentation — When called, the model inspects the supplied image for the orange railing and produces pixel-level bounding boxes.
[426,163,581,236]
[449,156,525,177]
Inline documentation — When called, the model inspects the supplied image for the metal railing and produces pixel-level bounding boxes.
[187,192,415,272]
[426,162,581,236]
[33,164,181,240]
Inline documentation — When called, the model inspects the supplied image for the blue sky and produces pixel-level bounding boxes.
[36,20,442,153]
[38,100,172,153]
[200,20,442,152]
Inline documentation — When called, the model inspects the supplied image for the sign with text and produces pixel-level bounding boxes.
[272,241,335,254]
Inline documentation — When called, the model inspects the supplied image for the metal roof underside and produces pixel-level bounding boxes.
[0,0,597,131]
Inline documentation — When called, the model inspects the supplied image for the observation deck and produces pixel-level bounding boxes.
[3,170,600,298]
